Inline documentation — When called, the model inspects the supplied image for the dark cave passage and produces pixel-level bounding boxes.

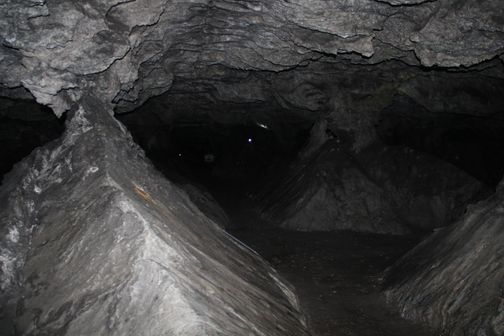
[111,67,504,335]
[1,65,503,335]
[2,1,504,335]
[119,115,308,188]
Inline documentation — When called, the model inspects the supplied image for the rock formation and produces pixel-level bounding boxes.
[0,98,309,335]
[1,0,504,335]
[2,0,504,115]
[385,184,504,335]
[259,139,485,234]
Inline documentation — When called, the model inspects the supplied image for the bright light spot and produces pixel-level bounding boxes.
[247,138,253,143]
[256,122,269,130]
[178,153,182,157]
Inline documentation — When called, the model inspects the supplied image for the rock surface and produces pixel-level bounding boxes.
[177,183,231,228]
[1,0,504,114]
[385,185,504,335]
[259,140,485,234]
[0,97,309,336]
[1,1,503,335]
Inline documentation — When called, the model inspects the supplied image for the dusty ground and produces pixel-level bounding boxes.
[217,187,436,336]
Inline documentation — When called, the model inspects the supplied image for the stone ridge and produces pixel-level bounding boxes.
[0,97,310,335]
[385,188,504,335]
[258,139,484,234]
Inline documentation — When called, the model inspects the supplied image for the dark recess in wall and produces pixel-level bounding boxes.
[118,110,310,187]
[0,97,65,184]
[376,95,504,187]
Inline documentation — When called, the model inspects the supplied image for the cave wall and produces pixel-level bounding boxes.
[1,1,504,335]
[0,97,310,335]
[385,185,504,335]
[2,0,504,159]
[2,0,504,115]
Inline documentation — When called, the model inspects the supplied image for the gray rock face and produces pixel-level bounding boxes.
[377,0,434,5]
[178,183,230,228]
[1,0,503,114]
[385,187,504,335]
[259,140,485,234]
[0,97,309,336]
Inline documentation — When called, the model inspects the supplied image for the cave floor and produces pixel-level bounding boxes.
[213,183,436,336]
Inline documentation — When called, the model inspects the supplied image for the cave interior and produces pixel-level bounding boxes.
[1,1,504,336]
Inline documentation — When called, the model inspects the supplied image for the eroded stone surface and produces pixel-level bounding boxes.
[1,0,503,114]
[0,97,309,335]
[385,187,504,335]
[259,139,485,234]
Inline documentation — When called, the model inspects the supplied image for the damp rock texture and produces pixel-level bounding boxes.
[385,186,504,336]
[259,140,485,234]
[1,0,504,115]
[0,98,309,336]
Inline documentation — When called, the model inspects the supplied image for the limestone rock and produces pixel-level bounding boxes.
[0,97,309,336]
[259,141,484,234]
[122,59,504,153]
[178,183,231,228]
[385,187,504,335]
[1,0,503,114]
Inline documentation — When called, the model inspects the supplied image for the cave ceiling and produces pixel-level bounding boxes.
[1,0,503,122]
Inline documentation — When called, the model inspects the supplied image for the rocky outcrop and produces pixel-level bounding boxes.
[385,186,504,335]
[259,140,485,234]
[0,97,309,336]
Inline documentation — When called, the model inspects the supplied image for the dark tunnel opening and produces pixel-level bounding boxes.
[376,94,504,187]
[117,77,504,196]
[0,95,66,185]
[116,87,313,192]
[111,62,504,335]
[123,120,309,185]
